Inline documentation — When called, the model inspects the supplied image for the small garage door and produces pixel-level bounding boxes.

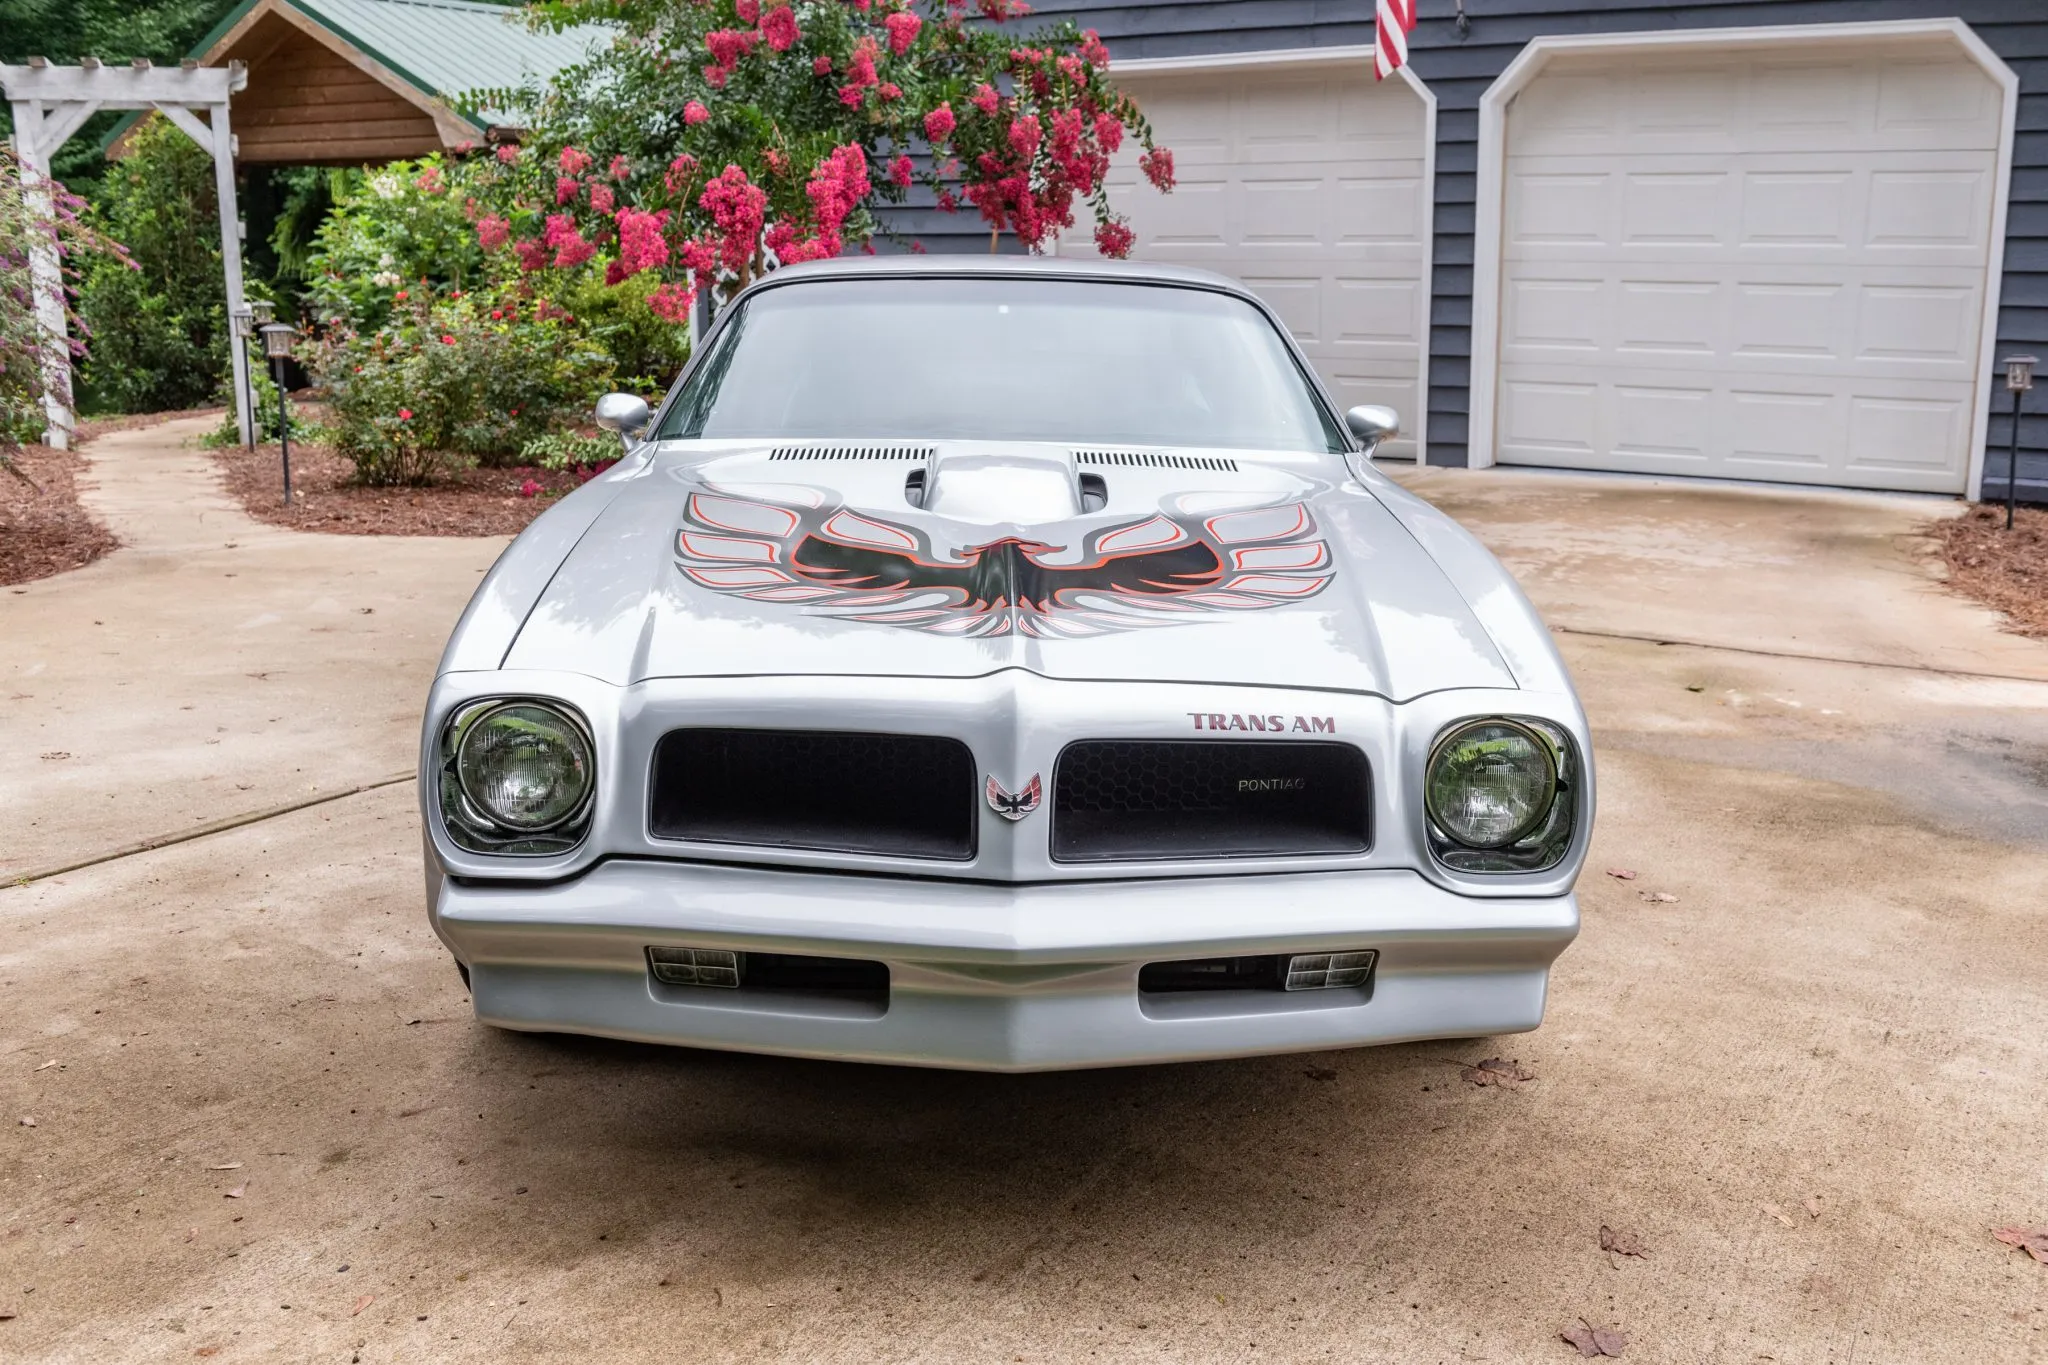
[1081,64,1431,459]
[1494,41,2003,492]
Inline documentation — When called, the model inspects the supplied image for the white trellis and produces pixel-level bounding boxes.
[2,58,254,449]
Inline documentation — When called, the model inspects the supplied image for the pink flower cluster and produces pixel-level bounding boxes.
[923,103,956,143]
[615,207,673,277]
[558,146,595,176]
[699,164,768,272]
[883,10,921,54]
[704,27,759,86]
[647,281,697,323]
[544,212,597,269]
[760,6,800,52]
[838,36,881,107]
[1138,147,1175,192]
[475,214,511,251]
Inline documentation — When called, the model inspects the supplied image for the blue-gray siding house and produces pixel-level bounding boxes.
[981,0,2045,501]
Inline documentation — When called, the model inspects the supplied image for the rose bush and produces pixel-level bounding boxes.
[314,289,612,485]
[472,0,1173,315]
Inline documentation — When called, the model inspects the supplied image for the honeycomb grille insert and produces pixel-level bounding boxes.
[1052,740,1369,862]
[650,729,975,860]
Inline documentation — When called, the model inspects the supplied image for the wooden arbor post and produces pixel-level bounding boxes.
[1,59,252,450]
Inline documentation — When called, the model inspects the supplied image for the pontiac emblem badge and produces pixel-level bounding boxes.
[985,774,1043,822]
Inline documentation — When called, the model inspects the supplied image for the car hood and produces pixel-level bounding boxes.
[499,442,1516,701]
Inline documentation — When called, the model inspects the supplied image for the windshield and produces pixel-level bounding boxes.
[656,276,1345,453]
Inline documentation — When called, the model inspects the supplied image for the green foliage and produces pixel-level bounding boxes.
[313,288,613,486]
[519,431,619,471]
[201,363,311,447]
[304,159,486,332]
[557,269,691,394]
[73,119,228,413]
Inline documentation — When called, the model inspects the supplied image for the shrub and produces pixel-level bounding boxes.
[313,288,612,485]
[303,159,486,332]
[73,119,229,413]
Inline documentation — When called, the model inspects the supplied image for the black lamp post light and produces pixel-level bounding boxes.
[2004,355,2036,531]
[259,320,297,506]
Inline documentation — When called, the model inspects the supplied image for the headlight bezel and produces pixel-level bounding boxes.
[438,697,597,856]
[1424,716,1578,874]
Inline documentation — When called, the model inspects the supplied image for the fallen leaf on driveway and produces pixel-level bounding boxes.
[33,1060,57,1071]
[18,1117,34,1127]
[1561,1320,1627,1357]
[224,1185,245,1199]
[1604,868,1637,881]
[1302,1067,1337,1082]
[1803,1196,1823,1220]
[207,1163,242,1171]
[350,1294,374,1316]
[1638,891,1679,904]
[39,751,69,761]
[1599,1225,1648,1258]
[1993,1227,2048,1264]
[1762,1202,1796,1227]
[1462,1058,1535,1089]
[0,1309,15,1321]
[194,1347,221,1358]
[185,1228,197,1243]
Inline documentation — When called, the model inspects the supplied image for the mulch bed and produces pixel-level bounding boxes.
[1,443,120,587]
[1925,503,2048,641]
[210,439,593,537]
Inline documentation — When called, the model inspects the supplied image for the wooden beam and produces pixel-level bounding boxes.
[0,61,241,105]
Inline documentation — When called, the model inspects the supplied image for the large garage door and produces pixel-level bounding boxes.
[1082,64,1431,459]
[1495,42,2003,492]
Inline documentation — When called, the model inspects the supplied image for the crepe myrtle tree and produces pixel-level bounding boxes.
[475,0,1176,319]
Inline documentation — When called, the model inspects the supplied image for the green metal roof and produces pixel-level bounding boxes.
[104,0,610,151]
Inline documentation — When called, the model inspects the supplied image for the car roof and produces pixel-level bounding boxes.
[751,253,1257,297]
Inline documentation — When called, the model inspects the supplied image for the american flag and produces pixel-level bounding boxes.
[1375,0,1417,80]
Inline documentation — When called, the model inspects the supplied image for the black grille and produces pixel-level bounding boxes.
[650,729,975,860]
[1052,740,1370,862]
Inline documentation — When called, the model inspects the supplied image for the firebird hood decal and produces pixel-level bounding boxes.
[496,447,1519,699]
[673,485,1332,638]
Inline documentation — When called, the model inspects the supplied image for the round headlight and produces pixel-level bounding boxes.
[1425,719,1557,849]
[455,702,593,831]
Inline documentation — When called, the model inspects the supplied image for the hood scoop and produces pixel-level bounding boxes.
[919,451,1081,524]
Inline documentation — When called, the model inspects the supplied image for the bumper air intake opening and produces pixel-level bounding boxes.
[648,946,890,1019]
[1052,740,1371,862]
[649,728,976,860]
[1138,950,1377,1020]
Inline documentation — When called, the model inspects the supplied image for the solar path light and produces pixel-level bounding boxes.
[259,321,297,506]
[2005,356,2036,531]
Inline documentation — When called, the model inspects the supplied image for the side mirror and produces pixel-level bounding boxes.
[1344,405,1400,459]
[594,392,651,440]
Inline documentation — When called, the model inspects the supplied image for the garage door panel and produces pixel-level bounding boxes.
[1613,383,1713,461]
[1867,169,1987,248]
[1846,394,1972,477]
[1080,65,1429,455]
[1728,389,1840,470]
[1623,172,1732,247]
[1617,280,1717,355]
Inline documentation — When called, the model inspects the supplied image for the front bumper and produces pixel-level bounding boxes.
[434,858,1578,1072]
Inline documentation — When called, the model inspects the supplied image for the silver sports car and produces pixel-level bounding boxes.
[421,257,1593,1071]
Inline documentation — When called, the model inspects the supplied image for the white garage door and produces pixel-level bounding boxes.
[1494,42,2003,492]
[1080,64,1431,459]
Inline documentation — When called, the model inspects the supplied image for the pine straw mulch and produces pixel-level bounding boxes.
[1925,503,2048,641]
[209,438,588,537]
[1,442,120,587]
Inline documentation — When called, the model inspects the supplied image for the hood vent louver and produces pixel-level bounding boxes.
[769,445,935,462]
[1074,449,1238,472]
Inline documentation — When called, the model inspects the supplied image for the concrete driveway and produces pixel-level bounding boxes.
[4,422,2046,1362]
